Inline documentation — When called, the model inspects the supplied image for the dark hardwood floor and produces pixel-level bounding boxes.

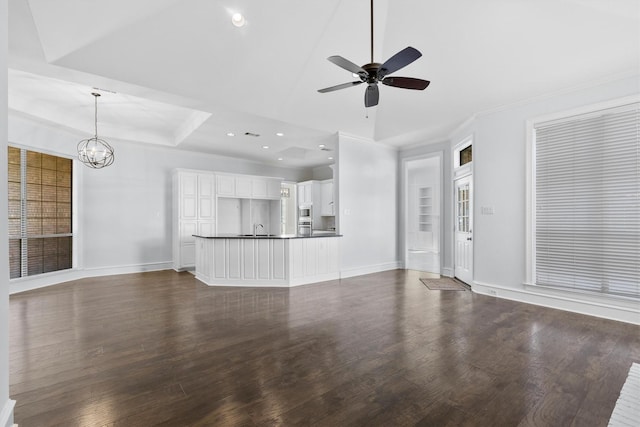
[9,269,640,426]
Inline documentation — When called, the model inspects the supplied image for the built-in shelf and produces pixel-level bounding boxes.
[418,187,433,232]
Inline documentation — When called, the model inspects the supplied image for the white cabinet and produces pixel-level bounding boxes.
[175,170,284,270]
[236,176,252,198]
[252,178,267,198]
[216,174,251,198]
[320,180,334,216]
[173,170,216,271]
[179,172,197,219]
[217,174,251,197]
[267,179,281,199]
[297,180,321,206]
[216,175,235,196]
[297,182,312,205]
[194,236,340,287]
[218,174,281,199]
[253,177,282,199]
[198,174,215,220]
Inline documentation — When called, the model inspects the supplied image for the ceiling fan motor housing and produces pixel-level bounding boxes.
[362,63,382,83]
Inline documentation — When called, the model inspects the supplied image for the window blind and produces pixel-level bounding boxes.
[8,147,73,278]
[534,102,639,299]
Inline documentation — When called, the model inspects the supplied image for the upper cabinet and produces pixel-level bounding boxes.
[236,176,252,198]
[216,174,235,196]
[198,173,215,220]
[297,180,321,206]
[178,172,215,220]
[320,179,334,216]
[218,174,281,200]
[266,179,281,199]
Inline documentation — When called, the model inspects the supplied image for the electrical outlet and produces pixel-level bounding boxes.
[487,289,497,296]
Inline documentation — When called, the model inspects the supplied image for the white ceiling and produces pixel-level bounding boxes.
[8,0,640,168]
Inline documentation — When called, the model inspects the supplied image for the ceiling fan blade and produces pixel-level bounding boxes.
[318,81,364,93]
[364,84,379,108]
[327,56,367,74]
[378,46,422,79]
[381,77,430,90]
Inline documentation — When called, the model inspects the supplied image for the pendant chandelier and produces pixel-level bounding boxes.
[77,92,115,169]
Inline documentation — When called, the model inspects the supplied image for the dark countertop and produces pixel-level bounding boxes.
[193,233,342,239]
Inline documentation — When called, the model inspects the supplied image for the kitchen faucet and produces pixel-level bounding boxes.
[254,223,264,236]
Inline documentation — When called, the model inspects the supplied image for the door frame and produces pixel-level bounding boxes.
[400,151,444,272]
[452,136,474,283]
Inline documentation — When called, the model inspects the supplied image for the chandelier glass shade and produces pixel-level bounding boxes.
[77,93,114,169]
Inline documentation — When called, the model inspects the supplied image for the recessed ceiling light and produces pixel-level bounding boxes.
[227,132,235,137]
[277,157,283,161]
[328,156,334,160]
[262,145,269,149]
[276,132,284,137]
[231,13,246,27]
[318,144,326,148]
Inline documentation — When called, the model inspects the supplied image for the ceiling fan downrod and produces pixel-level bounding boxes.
[370,0,374,64]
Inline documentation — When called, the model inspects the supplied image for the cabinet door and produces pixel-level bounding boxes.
[195,239,211,282]
[298,183,310,205]
[217,175,235,196]
[236,176,252,198]
[180,221,198,244]
[180,243,195,267]
[251,178,267,198]
[180,173,198,219]
[267,179,282,199]
[198,173,215,220]
[198,221,215,236]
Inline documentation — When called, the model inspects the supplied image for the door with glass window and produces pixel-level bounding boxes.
[454,176,473,284]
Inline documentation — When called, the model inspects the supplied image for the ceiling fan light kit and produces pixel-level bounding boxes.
[318,0,430,107]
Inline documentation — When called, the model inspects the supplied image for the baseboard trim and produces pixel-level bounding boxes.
[340,261,402,279]
[472,281,640,325]
[9,261,173,295]
[1,399,15,427]
[82,262,173,278]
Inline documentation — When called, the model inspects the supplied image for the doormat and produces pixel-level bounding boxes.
[419,277,468,291]
[608,362,640,427]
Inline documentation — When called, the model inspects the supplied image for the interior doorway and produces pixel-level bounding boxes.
[403,155,442,274]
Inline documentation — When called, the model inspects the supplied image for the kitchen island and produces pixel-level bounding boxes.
[193,234,342,287]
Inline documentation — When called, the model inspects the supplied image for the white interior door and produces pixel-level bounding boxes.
[454,175,473,284]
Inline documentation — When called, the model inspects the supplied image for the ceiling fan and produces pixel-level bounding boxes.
[318,0,430,108]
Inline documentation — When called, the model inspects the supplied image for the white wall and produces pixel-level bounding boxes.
[0,0,15,425]
[337,133,399,276]
[8,115,309,292]
[448,75,640,322]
